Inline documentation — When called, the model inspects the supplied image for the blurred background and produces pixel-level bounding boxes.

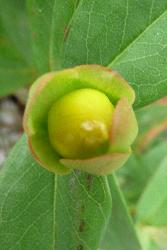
[0,90,27,169]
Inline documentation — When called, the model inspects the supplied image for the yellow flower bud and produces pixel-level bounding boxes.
[48,88,114,159]
[24,65,138,175]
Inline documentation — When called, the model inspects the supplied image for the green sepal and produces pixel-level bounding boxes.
[61,151,131,176]
[76,65,135,105]
[109,98,138,152]
[28,133,71,175]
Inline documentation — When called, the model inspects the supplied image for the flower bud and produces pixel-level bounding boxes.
[48,88,114,159]
[23,65,138,175]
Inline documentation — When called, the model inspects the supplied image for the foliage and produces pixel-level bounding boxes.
[0,1,167,249]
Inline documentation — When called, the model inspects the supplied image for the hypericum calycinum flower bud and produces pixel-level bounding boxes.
[48,88,114,159]
[23,65,138,175]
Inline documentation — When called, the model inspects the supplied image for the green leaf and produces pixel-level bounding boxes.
[61,0,167,108]
[136,104,167,136]
[0,0,33,65]
[101,175,142,250]
[0,135,112,250]
[0,2,37,97]
[137,156,167,226]
[118,141,167,206]
[27,1,167,107]
[27,0,79,73]
[138,227,160,250]
[135,103,167,152]
[0,37,36,97]
[111,10,167,108]
[117,102,167,205]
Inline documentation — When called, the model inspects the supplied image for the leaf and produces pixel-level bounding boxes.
[118,141,167,206]
[0,37,36,97]
[0,135,112,250]
[0,2,37,97]
[27,1,167,106]
[135,103,167,152]
[0,0,33,66]
[117,102,167,205]
[138,227,160,250]
[101,174,142,250]
[136,155,167,226]
[111,10,167,108]
[60,0,167,108]
[27,0,80,73]
[136,104,167,136]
